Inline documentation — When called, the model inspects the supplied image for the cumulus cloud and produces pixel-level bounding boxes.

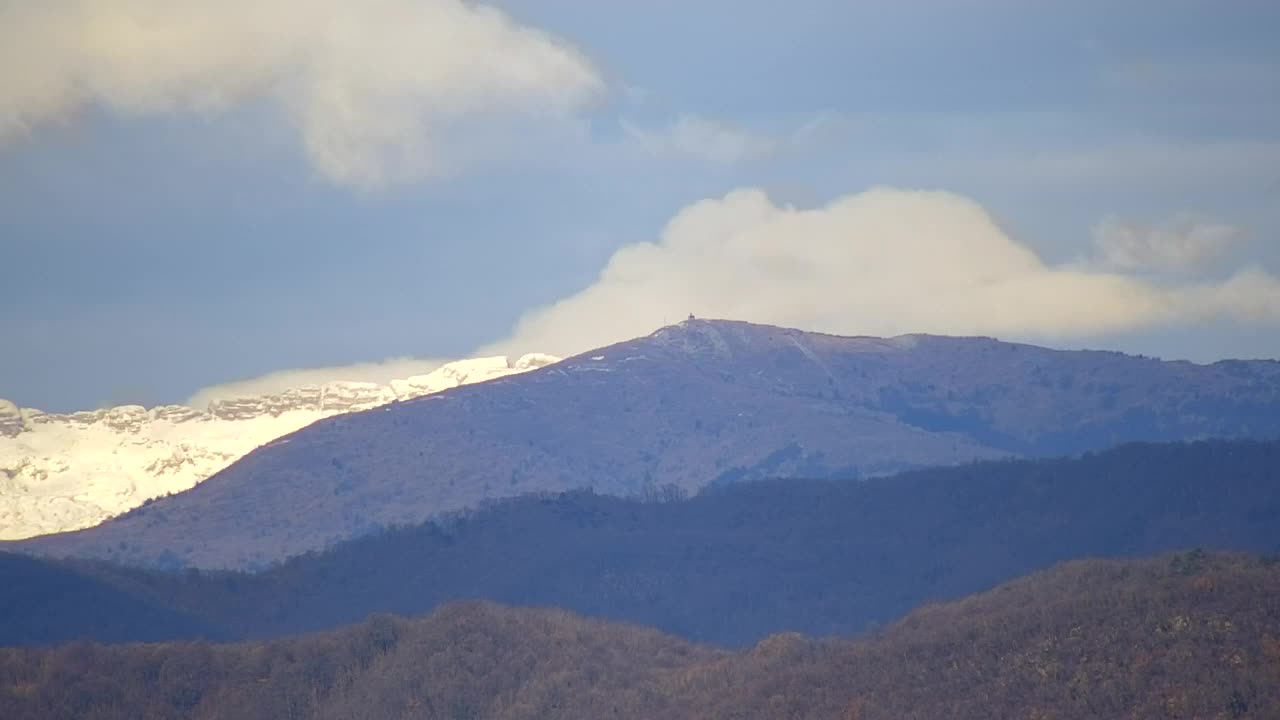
[0,0,601,187]
[185,356,447,409]
[482,187,1280,358]
[623,114,777,163]
[1092,215,1241,272]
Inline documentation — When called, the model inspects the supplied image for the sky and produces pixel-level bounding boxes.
[2,0,1279,412]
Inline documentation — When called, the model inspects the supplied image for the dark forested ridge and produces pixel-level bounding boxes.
[13,319,1280,569]
[2,438,1278,648]
[0,554,218,646]
[1,554,1277,720]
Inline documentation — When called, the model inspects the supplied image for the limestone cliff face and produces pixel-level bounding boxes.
[0,400,22,439]
[0,354,559,540]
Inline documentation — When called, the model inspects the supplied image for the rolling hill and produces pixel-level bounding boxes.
[1,553,1276,720]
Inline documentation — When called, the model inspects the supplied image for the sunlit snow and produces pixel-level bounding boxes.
[0,354,558,540]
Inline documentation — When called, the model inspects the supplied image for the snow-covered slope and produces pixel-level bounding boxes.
[0,354,559,540]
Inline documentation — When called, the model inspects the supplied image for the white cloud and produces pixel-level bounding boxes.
[623,114,777,163]
[482,187,1280,358]
[1189,267,1280,324]
[185,356,446,409]
[0,0,602,188]
[1092,215,1241,273]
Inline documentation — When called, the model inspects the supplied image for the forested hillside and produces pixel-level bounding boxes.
[0,554,216,645]
[1,553,1276,720]
[3,438,1278,648]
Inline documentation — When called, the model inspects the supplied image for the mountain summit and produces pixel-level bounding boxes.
[13,319,1280,569]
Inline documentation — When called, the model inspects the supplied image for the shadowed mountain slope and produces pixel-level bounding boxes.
[13,319,1280,569]
[1,553,1277,720]
[0,553,219,646]
[3,438,1278,648]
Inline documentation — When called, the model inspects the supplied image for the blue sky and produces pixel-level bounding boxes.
[2,0,1279,411]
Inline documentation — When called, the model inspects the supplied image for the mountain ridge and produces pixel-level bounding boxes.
[11,319,1280,568]
[0,354,559,540]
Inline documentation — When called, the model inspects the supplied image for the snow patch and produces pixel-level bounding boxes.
[0,353,559,540]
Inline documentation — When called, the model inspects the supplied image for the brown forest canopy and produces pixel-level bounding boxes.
[1,553,1277,720]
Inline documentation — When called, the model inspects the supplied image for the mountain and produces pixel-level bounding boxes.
[2,553,1276,720]
[3,438,1278,648]
[12,319,1280,569]
[0,354,558,540]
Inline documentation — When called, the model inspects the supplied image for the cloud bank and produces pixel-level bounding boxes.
[185,357,447,410]
[484,187,1280,358]
[0,0,601,187]
[180,187,1279,402]
[1093,215,1241,272]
